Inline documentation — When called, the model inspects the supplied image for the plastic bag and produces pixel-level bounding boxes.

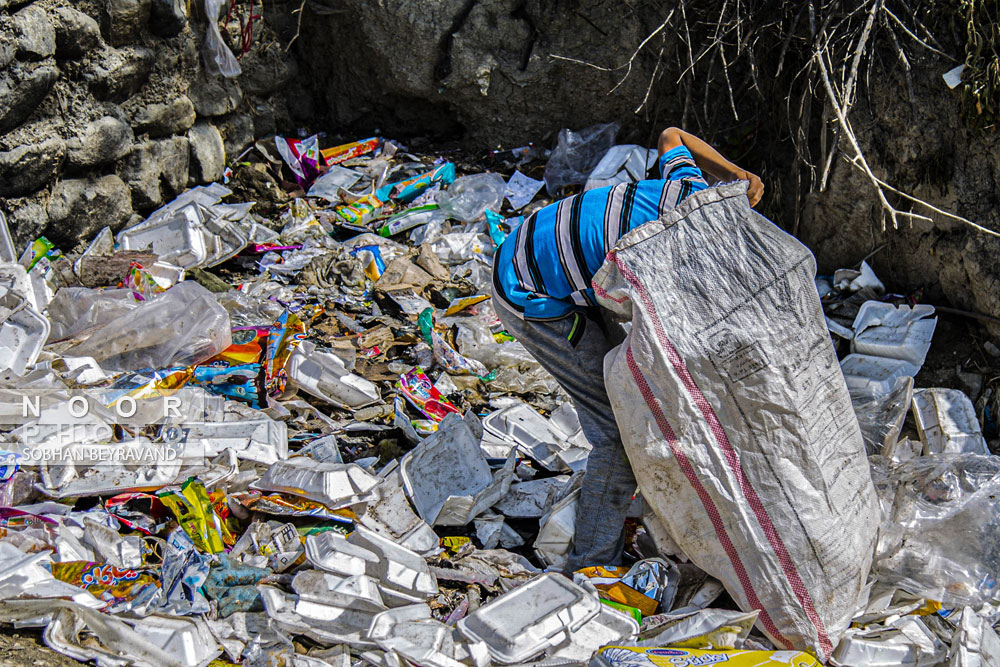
[594,182,877,660]
[203,0,241,77]
[851,376,914,456]
[47,288,140,342]
[543,122,619,195]
[438,173,507,223]
[874,453,1000,607]
[66,281,232,371]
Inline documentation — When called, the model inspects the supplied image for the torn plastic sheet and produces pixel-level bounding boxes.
[504,171,545,210]
[203,0,240,76]
[852,376,914,456]
[65,281,232,372]
[399,412,515,526]
[874,454,1000,607]
[307,167,364,201]
[852,302,937,367]
[911,388,988,455]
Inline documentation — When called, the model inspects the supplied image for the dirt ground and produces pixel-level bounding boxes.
[0,626,81,666]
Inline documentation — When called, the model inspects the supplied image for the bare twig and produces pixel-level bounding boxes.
[284,0,306,51]
[882,5,956,61]
[551,10,675,96]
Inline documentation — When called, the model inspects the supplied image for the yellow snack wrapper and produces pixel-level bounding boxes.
[440,536,471,557]
[576,564,630,585]
[592,646,821,667]
[50,560,158,600]
[158,478,226,554]
[596,581,659,617]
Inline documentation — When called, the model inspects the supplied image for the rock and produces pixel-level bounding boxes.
[0,27,15,69]
[66,116,133,169]
[12,5,55,60]
[187,122,225,184]
[0,0,33,11]
[86,46,153,102]
[1,193,48,250]
[149,0,186,38]
[296,0,672,145]
[98,0,151,47]
[131,95,196,137]
[0,138,66,197]
[237,46,296,96]
[120,137,189,209]
[52,7,103,59]
[46,175,133,246]
[217,113,254,158]
[0,61,58,135]
[188,77,242,117]
[252,101,277,138]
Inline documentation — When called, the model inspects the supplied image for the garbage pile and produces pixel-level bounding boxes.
[0,125,998,666]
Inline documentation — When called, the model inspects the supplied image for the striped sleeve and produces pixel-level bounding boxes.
[658,145,706,183]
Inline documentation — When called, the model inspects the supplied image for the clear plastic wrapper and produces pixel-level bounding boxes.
[851,376,914,456]
[203,0,241,76]
[438,173,507,223]
[47,288,139,342]
[66,281,232,371]
[543,123,619,195]
[874,453,1000,607]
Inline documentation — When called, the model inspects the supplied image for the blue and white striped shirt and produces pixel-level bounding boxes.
[492,146,708,320]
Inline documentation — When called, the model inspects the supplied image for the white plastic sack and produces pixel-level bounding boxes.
[593,181,879,661]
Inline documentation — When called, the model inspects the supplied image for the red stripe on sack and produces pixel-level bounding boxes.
[625,347,793,648]
[591,252,629,303]
[614,255,834,657]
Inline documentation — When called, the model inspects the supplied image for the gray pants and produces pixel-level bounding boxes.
[496,305,637,572]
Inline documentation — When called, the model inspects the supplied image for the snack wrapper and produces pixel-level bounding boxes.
[50,561,158,601]
[232,491,354,533]
[321,137,380,165]
[158,478,228,554]
[397,367,461,422]
[592,646,820,667]
[376,162,456,203]
[276,135,321,188]
[350,244,385,280]
[334,193,383,225]
[377,204,442,237]
[265,310,306,396]
[105,492,169,535]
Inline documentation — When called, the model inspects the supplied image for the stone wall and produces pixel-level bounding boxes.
[0,0,297,250]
